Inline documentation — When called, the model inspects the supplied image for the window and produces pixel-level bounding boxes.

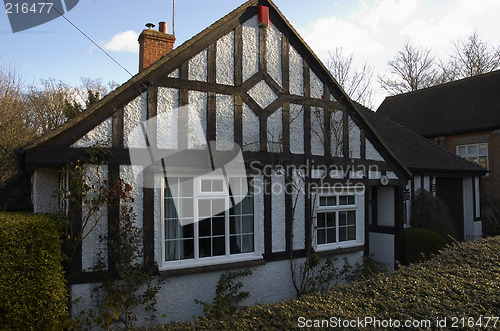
[457,143,488,169]
[314,188,363,249]
[162,176,255,267]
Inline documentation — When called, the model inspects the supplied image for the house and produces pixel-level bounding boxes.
[17,0,485,322]
[378,70,500,234]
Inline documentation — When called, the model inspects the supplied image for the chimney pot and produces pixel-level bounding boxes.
[159,22,167,33]
[145,23,155,29]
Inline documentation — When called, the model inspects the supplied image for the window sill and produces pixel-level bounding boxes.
[159,255,265,277]
[314,243,365,257]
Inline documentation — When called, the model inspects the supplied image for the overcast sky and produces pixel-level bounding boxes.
[2,0,500,107]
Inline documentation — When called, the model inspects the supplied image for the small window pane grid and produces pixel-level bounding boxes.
[457,143,488,169]
[315,193,357,246]
[164,177,254,263]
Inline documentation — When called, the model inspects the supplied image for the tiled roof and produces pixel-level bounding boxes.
[356,103,487,174]
[377,70,500,137]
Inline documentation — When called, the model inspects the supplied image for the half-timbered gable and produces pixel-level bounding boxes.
[21,0,415,322]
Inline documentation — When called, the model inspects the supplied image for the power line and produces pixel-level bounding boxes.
[44,0,134,77]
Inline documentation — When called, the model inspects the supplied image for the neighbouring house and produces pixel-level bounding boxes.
[17,0,485,322]
[378,70,500,234]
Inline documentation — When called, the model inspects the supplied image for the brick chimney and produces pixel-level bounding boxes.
[138,22,175,73]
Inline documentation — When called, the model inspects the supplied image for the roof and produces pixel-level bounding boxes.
[356,103,487,174]
[377,70,500,137]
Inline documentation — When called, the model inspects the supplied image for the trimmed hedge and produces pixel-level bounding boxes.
[405,228,447,264]
[0,212,68,330]
[160,237,500,330]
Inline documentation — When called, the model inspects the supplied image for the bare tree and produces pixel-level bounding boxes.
[326,47,375,108]
[0,65,33,181]
[379,41,439,95]
[445,32,500,80]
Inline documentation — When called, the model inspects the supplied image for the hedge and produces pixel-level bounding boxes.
[160,236,500,330]
[0,212,68,330]
[405,228,447,264]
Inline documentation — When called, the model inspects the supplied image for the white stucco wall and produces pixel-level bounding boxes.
[289,104,304,154]
[331,110,343,157]
[292,170,305,250]
[267,108,282,153]
[348,117,361,159]
[365,138,384,161]
[124,93,147,149]
[271,171,286,252]
[158,87,179,149]
[266,22,282,87]
[120,165,144,231]
[242,15,259,82]
[216,30,235,86]
[310,70,323,99]
[189,49,208,82]
[71,117,112,148]
[311,107,324,156]
[242,102,260,151]
[32,168,59,213]
[188,91,207,149]
[377,186,395,227]
[216,94,234,150]
[369,232,394,269]
[81,165,108,271]
[289,46,304,96]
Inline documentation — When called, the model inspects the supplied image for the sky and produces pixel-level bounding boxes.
[1,0,500,108]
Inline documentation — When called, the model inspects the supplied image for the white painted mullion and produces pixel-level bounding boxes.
[193,178,200,260]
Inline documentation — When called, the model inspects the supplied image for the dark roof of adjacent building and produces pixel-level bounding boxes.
[356,103,487,174]
[377,70,500,137]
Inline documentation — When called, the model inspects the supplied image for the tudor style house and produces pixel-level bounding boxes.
[378,70,500,234]
[18,0,485,322]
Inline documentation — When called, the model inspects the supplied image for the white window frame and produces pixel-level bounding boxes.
[456,143,488,169]
[160,174,260,270]
[313,187,365,251]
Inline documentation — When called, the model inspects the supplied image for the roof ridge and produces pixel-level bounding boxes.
[382,69,500,101]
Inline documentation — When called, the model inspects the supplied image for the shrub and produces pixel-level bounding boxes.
[162,236,500,330]
[410,190,457,240]
[405,228,447,264]
[0,212,68,330]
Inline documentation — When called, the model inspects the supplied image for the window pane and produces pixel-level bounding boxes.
[165,240,179,261]
[199,218,211,237]
[326,212,335,227]
[479,157,487,168]
[212,215,225,236]
[348,226,356,241]
[230,235,242,254]
[213,237,225,256]
[339,227,347,242]
[230,216,239,234]
[201,180,212,192]
[229,178,242,196]
[319,196,327,206]
[182,223,193,238]
[242,215,253,233]
[241,234,254,253]
[478,144,487,155]
[198,200,211,218]
[199,238,211,257]
[457,146,466,156]
[467,145,477,155]
[339,195,355,205]
[347,211,356,225]
[180,178,193,196]
[317,213,326,228]
[212,199,226,216]
[181,198,193,218]
[212,180,224,192]
[326,228,335,243]
[339,211,347,226]
[242,197,253,214]
[182,239,194,259]
[317,229,326,244]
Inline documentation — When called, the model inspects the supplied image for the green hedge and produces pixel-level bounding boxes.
[405,228,447,264]
[0,212,68,330]
[161,237,500,330]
